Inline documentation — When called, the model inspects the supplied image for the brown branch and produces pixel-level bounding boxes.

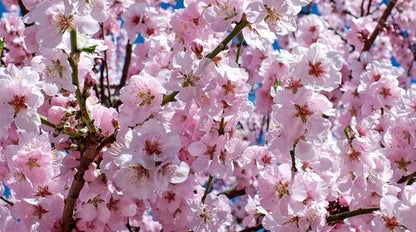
[97,131,118,153]
[290,142,297,172]
[17,0,29,16]
[360,0,365,17]
[60,133,99,232]
[327,207,379,223]
[239,223,263,232]
[362,0,398,52]
[218,186,246,199]
[398,171,416,185]
[126,219,140,232]
[60,128,117,232]
[117,41,132,93]
[100,24,113,107]
[366,0,373,15]
[201,176,214,204]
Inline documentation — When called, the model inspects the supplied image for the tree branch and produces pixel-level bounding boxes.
[290,142,297,172]
[17,0,29,16]
[362,0,398,52]
[235,32,244,63]
[397,171,416,185]
[201,175,214,204]
[117,41,132,94]
[206,18,249,59]
[40,114,57,129]
[327,207,379,223]
[328,27,355,52]
[239,223,263,232]
[60,133,99,232]
[99,24,112,107]
[360,0,365,17]
[69,29,97,133]
[218,186,246,199]
[366,0,373,15]
[60,29,109,232]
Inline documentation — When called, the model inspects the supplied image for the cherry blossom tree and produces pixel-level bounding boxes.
[0,0,416,231]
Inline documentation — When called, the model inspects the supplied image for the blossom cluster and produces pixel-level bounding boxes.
[0,0,416,231]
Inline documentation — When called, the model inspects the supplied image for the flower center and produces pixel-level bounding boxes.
[308,61,325,78]
[144,140,162,155]
[294,104,313,123]
[8,94,28,115]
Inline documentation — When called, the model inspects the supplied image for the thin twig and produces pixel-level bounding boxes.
[239,223,263,232]
[360,0,365,17]
[201,176,214,204]
[60,29,105,232]
[290,143,297,172]
[0,196,14,206]
[99,24,107,105]
[116,41,132,95]
[235,32,244,63]
[366,0,373,15]
[17,0,29,16]
[328,27,355,52]
[362,0,398,52]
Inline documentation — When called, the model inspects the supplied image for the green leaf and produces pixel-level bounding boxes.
[344,126,352,140]
[0,38,4,55]
[274,79,281,89]
[80,45,96,53]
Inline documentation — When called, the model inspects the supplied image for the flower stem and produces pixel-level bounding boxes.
[162,91,179,106]
[40,114,57,129]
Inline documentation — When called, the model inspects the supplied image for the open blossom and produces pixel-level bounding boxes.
[258,163,292,211]
[119,72,166,126]
[203,0,243,32]
[31,48,74,94]
[124,119,182,170]
[6,133,54,187]
[292,42,343,92]
[0,65,43,135]
[2,0,416,231]
[270,88,333,155]
[121,2,150,42]
[189,194,232,231]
